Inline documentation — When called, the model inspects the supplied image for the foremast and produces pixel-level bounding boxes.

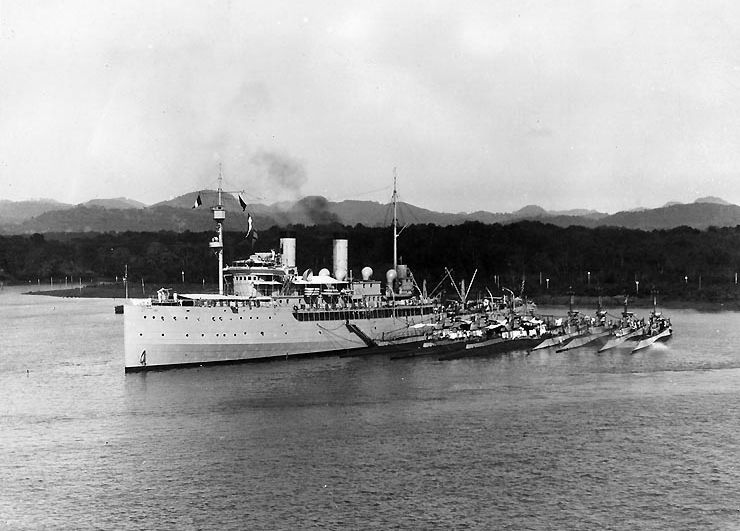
[392,167,398,272]
[206,165,244,297]
[208,170,226,295]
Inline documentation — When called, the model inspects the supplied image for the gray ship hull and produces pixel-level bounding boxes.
[124,300,437,371]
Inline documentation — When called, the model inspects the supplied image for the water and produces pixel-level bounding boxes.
[2,287,740,529]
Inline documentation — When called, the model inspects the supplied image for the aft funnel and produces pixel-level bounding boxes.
[280,236,296,268]
[333,238,348,281]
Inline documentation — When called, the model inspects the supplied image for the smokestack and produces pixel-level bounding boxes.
[280,236,296,268]
[333,238,348,281]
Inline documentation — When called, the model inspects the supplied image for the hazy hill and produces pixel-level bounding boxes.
[0,199,74,225]
[549,208,608,219]
[598,203,740,230]
[1,192,739,233]
[80,197,145,209]
[17,205,269,234]
[694,196,731,205]
[512,205,549,218]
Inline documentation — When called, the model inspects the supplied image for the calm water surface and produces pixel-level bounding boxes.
[2,287,740,529]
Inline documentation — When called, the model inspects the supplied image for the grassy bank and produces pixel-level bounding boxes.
[534,294,740,312]
[27,282,218,299]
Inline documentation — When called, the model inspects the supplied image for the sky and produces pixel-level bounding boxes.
[2,1,740,213]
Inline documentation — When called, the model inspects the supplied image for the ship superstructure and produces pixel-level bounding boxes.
[124,173,439,371]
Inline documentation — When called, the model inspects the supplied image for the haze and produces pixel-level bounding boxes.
[2,1,740,213]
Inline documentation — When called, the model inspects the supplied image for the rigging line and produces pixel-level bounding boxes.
[207,170,265,202]
[316,323,366,345]
[408,271,423,296]
[464,269,478,301]
[444,267,465,302]
[382,321,422,335]
[350,184,393,198]
[396,199,421,226]
[323,185,393,202]
[242,193,266,202]
[428,273,451,298]
[316,322,351,333]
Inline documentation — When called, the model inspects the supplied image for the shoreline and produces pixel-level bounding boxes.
[534,295,739,312]
[21,283,740,312]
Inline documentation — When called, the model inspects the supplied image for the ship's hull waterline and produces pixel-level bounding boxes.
[124,301,438,371]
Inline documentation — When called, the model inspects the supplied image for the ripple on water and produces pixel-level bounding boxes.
[2,296,740,529]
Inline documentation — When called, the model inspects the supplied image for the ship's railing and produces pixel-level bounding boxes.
[292,303,438,322]
[150,292,440,314]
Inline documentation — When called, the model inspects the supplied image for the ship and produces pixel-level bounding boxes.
[123,173,440,372]
[631,290,672,353]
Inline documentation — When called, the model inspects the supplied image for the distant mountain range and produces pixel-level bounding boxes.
[0,194,738,234]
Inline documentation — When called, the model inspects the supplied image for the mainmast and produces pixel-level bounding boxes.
[392,167,398,271]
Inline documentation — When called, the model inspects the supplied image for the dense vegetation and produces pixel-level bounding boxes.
[3,221,740,304]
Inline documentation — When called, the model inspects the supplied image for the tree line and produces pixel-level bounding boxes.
[2,221,739,303]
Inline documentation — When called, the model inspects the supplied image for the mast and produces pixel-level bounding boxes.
[209,164,226,296]
[392,167,398,272]
[652,288,658,316]
[218,164,223,207]
[568,286,574,315]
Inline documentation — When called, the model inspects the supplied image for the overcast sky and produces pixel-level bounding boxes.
[2,1,740,213]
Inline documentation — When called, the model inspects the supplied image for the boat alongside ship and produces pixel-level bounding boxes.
[526,292,673,356]
[386,288,674,362]
[631,291,672,353]
[531,291,592,351]
[390,291,550,362]
[123,178,675,371]
[553,298,610,352]
[598,296,645,352]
